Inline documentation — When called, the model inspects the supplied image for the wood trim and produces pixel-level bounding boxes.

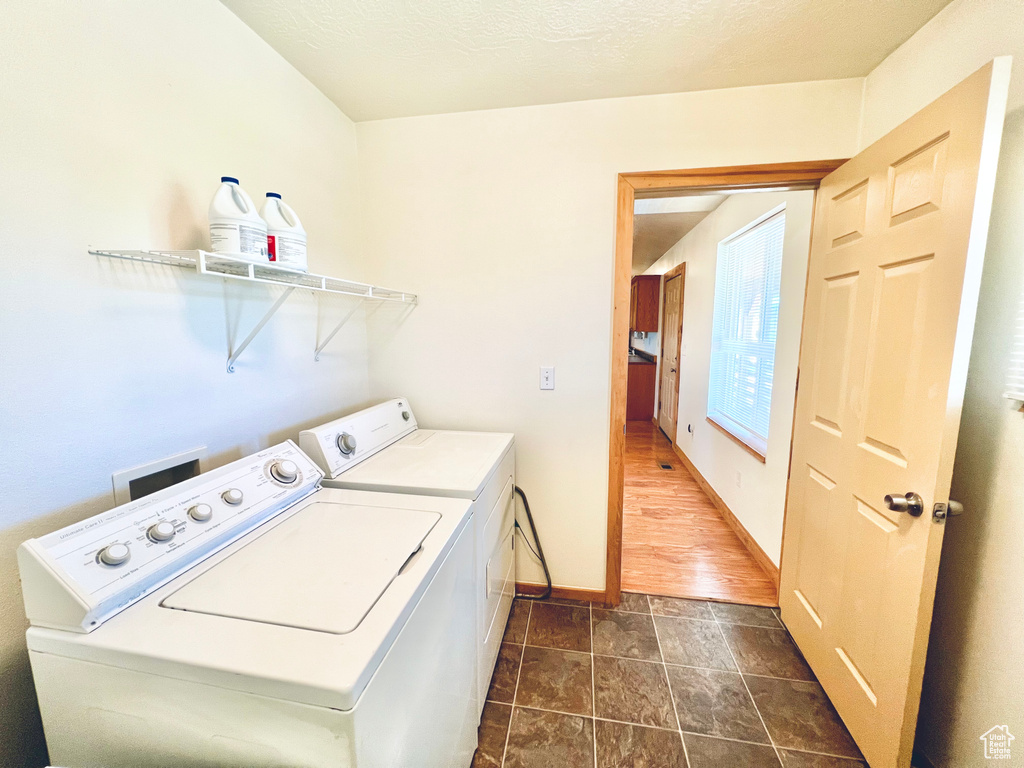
[623,160,848,192]
[606,160,846,607]
[516,582,610,607]
[606,175,635,609]
[671,443,781,589]
[706,416,767,463]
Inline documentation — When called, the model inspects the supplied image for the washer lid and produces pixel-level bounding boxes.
[161,502,439,634]
[334,430,514,499]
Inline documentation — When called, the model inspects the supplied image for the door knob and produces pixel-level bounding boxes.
[884,492,924,517]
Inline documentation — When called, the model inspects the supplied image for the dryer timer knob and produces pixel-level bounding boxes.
[270,460,299,484]
[147,521,176,543]
[188,503,213,522]
[337,433,357,455]
[402,411,411,421]
[99,543,131,567]
[222,488,243,506]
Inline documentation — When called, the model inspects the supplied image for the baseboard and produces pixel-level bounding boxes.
[670,443,781,588]
[516,582,609,606]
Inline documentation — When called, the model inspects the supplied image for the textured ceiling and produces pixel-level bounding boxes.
[221,0,950,121]
[632,195,725,274]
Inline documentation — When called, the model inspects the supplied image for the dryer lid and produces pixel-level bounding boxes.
[161,502,439,634]
[334,429,514,499]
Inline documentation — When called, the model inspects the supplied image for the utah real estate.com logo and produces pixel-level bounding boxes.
[980,726,1014,760]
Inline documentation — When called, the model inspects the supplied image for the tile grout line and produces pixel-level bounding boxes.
[590,601,597,768]
[648,593,691,768]
[491,699,865,763]
[491,698,861,762]
[499,600,531,768]
[490,597,847,768]
[712,618,785,768]
[508,703,682,733]
[679,731,865,762]
[513,642,814,683]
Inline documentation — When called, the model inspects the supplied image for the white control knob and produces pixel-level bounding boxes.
[337,432,357,455]
[270,460,299,484]
[99,543,130,566]
[222,488,243,506]
[148,521,176,542]
[188,503,213,522]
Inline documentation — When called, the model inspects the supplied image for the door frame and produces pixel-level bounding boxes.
[606,160,847,604]
[657,262,686,443]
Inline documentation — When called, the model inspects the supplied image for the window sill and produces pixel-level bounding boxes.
[706,417,767,463]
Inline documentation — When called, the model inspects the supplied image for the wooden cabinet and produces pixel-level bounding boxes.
[626,361,657,421]
[630,275,660,333]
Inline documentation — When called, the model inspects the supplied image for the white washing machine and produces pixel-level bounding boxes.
[18,441,478,768]
[299,399,515,712]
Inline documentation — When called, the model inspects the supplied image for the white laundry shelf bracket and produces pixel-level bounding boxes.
[315,298,365,362]
[227,286,295,373]
[89,249,418,372]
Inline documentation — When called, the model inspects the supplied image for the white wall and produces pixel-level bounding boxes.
[630,332,660,358]
[0,3,369,764]
[356,81,862,590]
[645,191,814,565]
[859,1,1024,765]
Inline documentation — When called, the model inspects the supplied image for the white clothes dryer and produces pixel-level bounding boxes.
[300,399,515,712]
[19,441,477,768]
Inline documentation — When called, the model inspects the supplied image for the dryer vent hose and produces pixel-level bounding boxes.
[514,486,552,600]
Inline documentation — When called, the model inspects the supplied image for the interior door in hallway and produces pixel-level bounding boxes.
[658,265,685,440]
[779,59,1010,768]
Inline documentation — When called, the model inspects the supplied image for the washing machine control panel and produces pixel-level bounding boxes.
[17,441,323,633]
[299,398,417,478]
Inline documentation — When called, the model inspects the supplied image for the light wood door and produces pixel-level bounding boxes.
[779,59,1010,768]
[658,267,685,439]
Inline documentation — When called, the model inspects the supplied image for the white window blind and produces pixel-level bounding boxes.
[707,207,786,456]
[1005,291,1024,401]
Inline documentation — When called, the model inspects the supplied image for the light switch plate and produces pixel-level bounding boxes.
[540,366,555,390]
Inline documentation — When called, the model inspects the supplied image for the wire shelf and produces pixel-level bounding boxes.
[89,249,417,304]
[90,248,417,372]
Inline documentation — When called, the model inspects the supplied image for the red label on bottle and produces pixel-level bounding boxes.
[267,235,277,261]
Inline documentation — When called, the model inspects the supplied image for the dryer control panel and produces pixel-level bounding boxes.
[300,398,417,478]
[18,441,323,633]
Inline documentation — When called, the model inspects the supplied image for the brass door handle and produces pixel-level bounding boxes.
[884,492,924,517]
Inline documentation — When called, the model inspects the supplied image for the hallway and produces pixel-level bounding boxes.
[622,421,778,606]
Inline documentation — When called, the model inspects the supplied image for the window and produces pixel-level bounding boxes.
[1005,289,1024,401]
[707,206,786,458]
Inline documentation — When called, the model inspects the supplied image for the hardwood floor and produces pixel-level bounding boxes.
[621,421,779,606]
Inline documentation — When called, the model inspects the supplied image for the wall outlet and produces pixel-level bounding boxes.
[540,366,555,390]
[735,470,742,488]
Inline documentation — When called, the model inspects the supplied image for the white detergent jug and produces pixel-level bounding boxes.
[260,193,308,271]
[208,177,269,262]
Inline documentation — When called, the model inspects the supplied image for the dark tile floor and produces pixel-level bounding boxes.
[472,594,865,768]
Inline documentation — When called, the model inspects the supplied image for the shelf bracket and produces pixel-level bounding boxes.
[314,298,366,361]
[226,286,295,373]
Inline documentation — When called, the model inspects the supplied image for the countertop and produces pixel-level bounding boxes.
[628,349,657,365]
